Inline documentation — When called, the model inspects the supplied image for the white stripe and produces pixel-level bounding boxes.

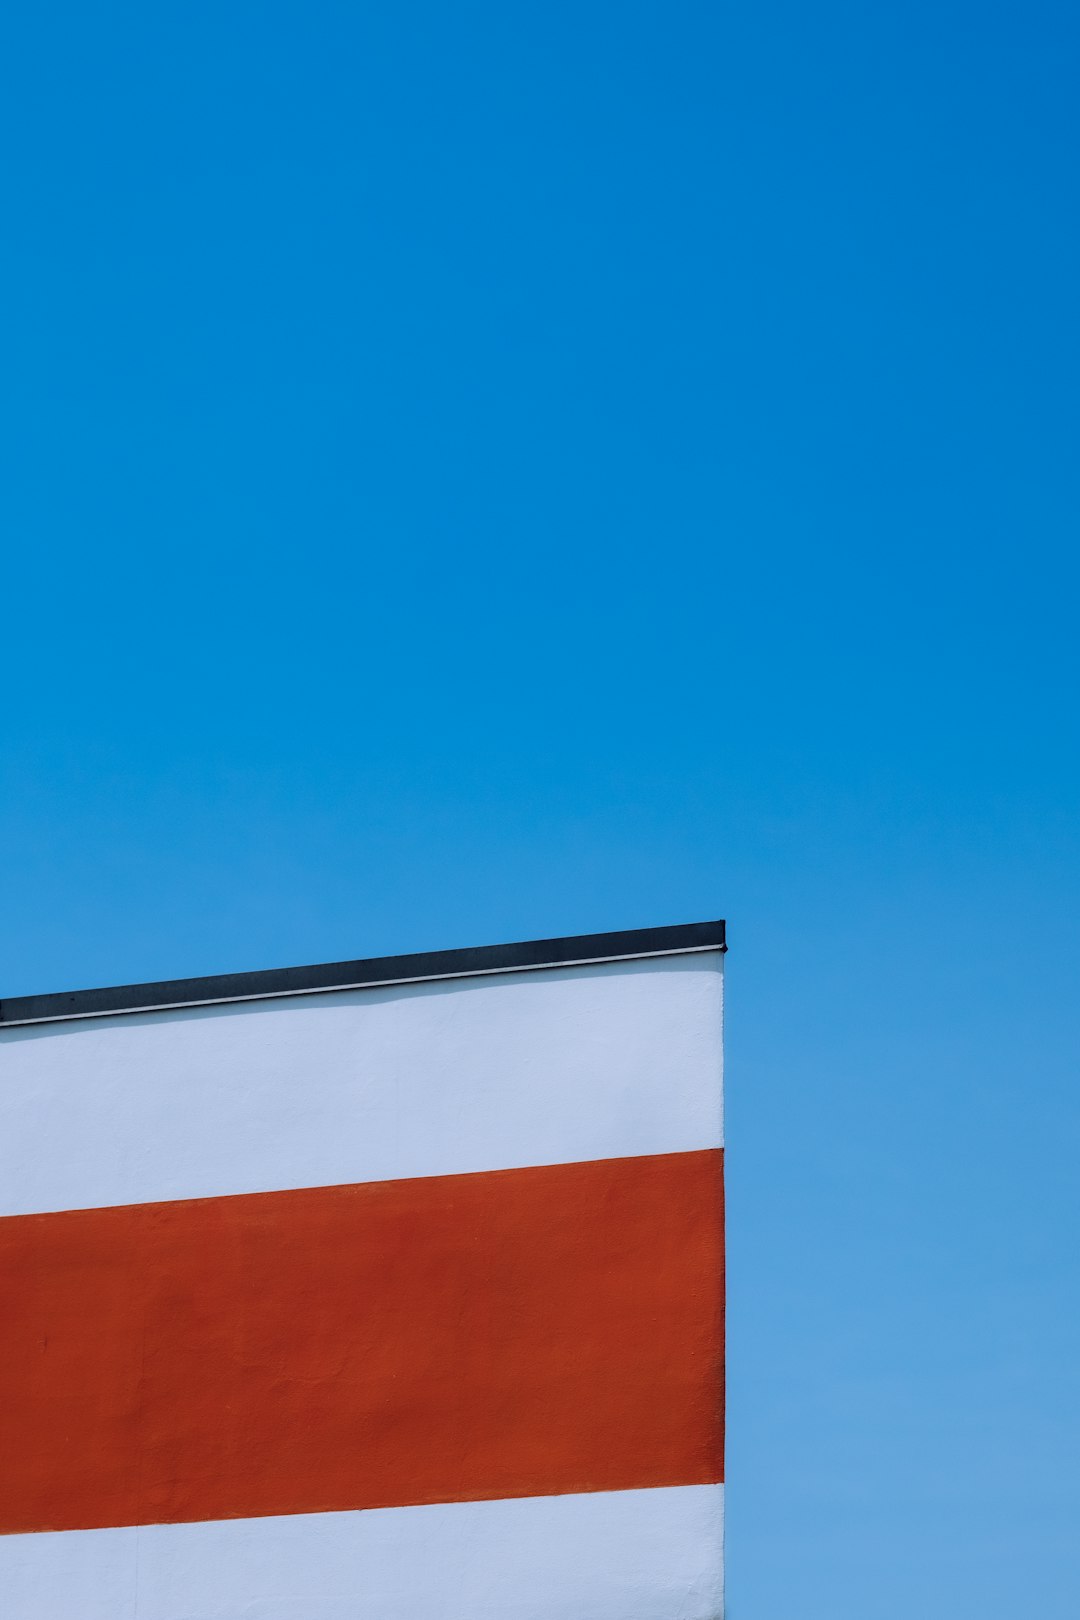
[0,1485,724,1620]
[0,955,723,1216]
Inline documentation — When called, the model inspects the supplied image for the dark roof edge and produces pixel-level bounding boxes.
[0,920,726,1028]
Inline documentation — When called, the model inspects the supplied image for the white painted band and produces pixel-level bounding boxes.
[0,1485,724,1620]
[0,955,724,1217]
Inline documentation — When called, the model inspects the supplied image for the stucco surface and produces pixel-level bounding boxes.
[0,1485,724,1620]
[0,955,723,1216]
[0,950,724,1617]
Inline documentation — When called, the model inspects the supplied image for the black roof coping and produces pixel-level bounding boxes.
[0,920,726,1027]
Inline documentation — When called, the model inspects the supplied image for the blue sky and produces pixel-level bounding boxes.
[2,2,1078,1614]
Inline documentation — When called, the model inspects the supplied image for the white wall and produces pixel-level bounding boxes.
[0,954,724,1214]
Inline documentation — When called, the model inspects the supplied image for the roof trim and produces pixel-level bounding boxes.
[0,920,726,1028]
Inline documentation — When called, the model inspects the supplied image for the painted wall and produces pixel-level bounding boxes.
[0,951,724,1619]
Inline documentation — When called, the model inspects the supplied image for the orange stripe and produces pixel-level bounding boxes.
[0,1150,724,1533]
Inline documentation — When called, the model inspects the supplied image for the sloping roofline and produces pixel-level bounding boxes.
[0,920,726,1027]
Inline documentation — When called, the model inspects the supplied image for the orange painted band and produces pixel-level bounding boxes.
[0,1150,724,1534]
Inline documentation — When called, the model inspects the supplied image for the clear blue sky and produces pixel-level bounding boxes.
[2,3,1078,1614]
